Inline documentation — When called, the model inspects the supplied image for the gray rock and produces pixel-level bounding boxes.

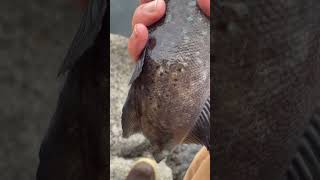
[166,144,202,180]
[110,157,134,180]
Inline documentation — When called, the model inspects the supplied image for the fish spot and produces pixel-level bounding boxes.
[148,37,157,50]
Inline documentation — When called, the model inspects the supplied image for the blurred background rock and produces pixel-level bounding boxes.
[0,0,81,179]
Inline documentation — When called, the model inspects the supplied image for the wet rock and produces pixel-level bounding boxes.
[166,144,202,180]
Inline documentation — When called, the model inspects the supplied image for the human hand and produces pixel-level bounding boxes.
[128,0,210,61]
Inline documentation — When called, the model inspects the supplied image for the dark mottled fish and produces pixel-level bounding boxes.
[36,0,107,179]
[214,1,320,180]
[122,0,210,162]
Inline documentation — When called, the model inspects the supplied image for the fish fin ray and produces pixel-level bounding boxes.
[184,98,210,149]
[121,97,142,138]
[58,0,106,76]
[129,48,147,85]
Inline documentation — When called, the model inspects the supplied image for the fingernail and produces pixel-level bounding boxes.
[143,0,157,12]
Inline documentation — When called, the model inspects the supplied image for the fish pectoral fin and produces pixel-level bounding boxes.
[121,115,142,138]
[183,98,210,149]
[129,48,147,85]
[121,102,142,138]
[58,0,106,76]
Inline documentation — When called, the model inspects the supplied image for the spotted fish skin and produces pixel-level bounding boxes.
[214,0,320,180]
[122,0,210,161]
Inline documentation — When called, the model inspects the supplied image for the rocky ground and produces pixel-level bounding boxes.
[110,34,201,180]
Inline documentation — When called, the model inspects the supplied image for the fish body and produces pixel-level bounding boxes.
[122,0,210,161]
[214,1,320,180]
[36,0,107,179]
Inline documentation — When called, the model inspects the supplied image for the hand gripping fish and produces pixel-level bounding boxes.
[214,1,320,180]
[122,0,210,162]
[36,0,107,179]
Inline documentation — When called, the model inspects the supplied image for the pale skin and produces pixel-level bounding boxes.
[128,0,210,61]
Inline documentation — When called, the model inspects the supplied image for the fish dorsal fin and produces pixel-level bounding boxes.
[129,48,147,85]
[184,98,210,149]
[58,0,106,76]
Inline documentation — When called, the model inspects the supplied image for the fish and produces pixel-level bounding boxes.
[213,0,320,180]
[121,0,210,162]
[36,0,107,180]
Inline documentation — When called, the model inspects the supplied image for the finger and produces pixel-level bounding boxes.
[197,0,210,17]
[128,24,149,61]
[132,0,166,29]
